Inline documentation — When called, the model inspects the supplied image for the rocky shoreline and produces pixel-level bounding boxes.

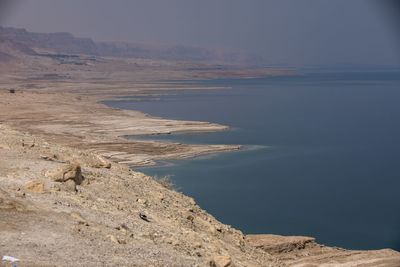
[0,27,399,265]
[0,88,399,266]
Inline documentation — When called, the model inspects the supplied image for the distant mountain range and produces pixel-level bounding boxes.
[0,26,264,65]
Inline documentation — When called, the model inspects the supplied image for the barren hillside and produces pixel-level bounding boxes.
[0,27,399,266]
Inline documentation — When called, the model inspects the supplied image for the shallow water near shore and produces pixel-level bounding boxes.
[105,70,400,250]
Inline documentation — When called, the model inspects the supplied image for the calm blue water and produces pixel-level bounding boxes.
[105,71,400,250]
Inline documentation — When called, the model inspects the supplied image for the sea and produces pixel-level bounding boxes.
[104,69,400,250]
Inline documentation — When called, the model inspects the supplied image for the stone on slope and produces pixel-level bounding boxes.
[210,255,234,267]
[46,163,83,185]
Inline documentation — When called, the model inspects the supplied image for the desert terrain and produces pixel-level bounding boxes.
[0,26,399,266]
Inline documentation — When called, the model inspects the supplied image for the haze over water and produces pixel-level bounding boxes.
[106,70,400,250]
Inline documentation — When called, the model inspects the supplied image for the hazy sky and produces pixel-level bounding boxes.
[1,0,400,66]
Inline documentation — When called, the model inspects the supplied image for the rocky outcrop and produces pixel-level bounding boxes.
[46,163,83,184]
[45,163,84,191]
[246,234,400,267]
[246,234,316,254]
[210,255,234,267]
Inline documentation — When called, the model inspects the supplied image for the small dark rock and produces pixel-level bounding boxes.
[187,215,194,222]
[139,212,150,222]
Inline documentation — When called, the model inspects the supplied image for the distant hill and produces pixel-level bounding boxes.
[0,26,264,65]
[0,26,98,55]
[0,38,37,65]
[96,42,263,65]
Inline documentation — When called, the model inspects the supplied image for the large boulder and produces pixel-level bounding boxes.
[46,164,84,191]
[210,256,234,267]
